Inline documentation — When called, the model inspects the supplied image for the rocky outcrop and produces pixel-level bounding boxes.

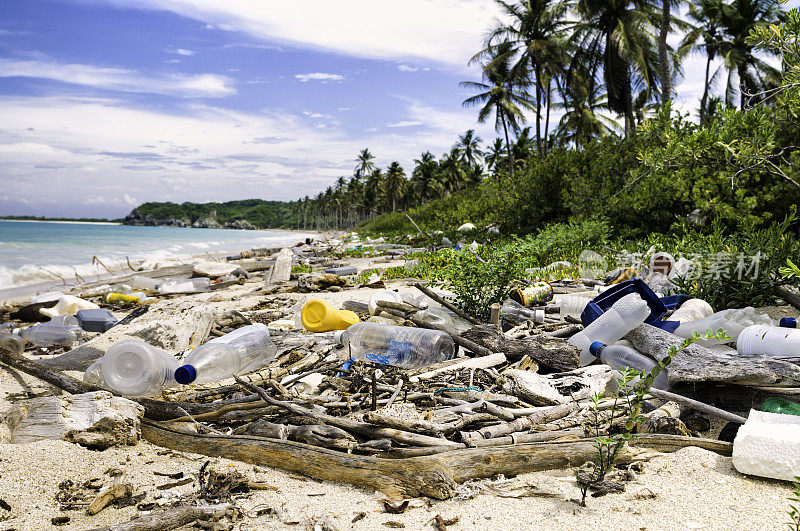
[225,219,257,230]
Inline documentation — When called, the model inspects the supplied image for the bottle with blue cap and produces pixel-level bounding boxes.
[780,317,798,328]
[589,341,669,390]
[334,322,455,369]
[175,324,277,385]
[99,339,178,396]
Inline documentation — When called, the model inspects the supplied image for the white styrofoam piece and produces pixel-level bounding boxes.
[732,409,800,482]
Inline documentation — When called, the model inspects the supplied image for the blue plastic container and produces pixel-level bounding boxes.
[76,308,118,332]
[580,278,688,333]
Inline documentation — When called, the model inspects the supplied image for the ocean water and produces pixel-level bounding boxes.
[0,220,314,290]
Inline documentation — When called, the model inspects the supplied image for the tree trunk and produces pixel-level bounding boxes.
[659,0,671,105]
[700,52,712,123]
[543,78,551,155]
[500,112,514,179]
[534,65,543,155]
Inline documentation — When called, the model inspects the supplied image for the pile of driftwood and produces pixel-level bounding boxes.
[0,276,753,502]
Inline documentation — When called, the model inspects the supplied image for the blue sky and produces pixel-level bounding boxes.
[0,0,796,218]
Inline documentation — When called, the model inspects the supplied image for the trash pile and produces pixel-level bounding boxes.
[1,233,800,526]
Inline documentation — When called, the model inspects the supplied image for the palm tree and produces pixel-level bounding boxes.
[679,0,727,123]
[555,71,618,146]
[719,0,785,109]
[571,0,661,136]
[383,162,406,212]
[354,148,376,179]
[461,41,535,177]
[411,152,441,204]
[363,169,383,216]
[455,130,484,166]
[481,0,570,154]
[485,138,506,173]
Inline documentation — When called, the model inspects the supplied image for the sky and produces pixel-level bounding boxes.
[0,0,796,218]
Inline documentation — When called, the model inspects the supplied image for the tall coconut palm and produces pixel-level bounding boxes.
[481,0,570,154]
[571,0,661,136]
[679,0,727,122]
[363,169,383,216]
[719,0,785,109]
[354,148,376,179]
[555,71,618,146]
[461,41,535,177]
[485,138,506,173]
[411,151,441,204]
[384,162,406,212]
[455,130,484,167]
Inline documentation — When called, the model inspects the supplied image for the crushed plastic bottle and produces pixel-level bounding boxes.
[589,341,668,390]
[669,298,714,323]
[175,324,277,385]
[158,277,210,295]
[761,397,800,416]
[19,315,85,347]
[737,325,800,357]
[569,293,651,366]
[334,322,455,369]
[559,294,590,321]
[415,307,472,335]
[100,339,179,396]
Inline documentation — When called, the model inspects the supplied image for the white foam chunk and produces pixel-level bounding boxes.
[732,409,800,482]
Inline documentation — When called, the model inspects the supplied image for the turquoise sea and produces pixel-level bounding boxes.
[0,220,314,290]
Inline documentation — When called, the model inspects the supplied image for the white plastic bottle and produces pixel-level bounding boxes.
[100,339,179,396]
[368,290,403,315]
[174,324,277,385]
[669,298,714,323]
[19,316,85,347]
[569,293,651,366]
[737,325,800,357]
[334,322,455,369]
[559,294,590,321]
[589,341,668,390]
[158,277,211,295]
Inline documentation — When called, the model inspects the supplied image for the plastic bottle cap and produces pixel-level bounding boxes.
[589,341,606,357]
[780,317,797,328]
[175,365,197,384]
[333,330,344,344]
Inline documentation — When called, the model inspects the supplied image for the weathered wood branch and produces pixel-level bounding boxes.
[461,324,580,370]
[90,503,230,531]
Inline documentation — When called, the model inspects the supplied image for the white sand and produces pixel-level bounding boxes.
[0,272,795,530]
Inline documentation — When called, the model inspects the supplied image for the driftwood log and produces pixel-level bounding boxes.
[90,504,230,531]
[626,323,800,387]
[461,324,580,370]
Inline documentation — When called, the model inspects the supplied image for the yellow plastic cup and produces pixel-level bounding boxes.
[300,299,360,332]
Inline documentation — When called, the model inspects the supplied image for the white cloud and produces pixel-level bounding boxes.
[92,0,501,68]
[0,58,235,97]
[398,64,418,72]
[386,120,423,128]
[0,94,496,214]
[174,48,195,56]
[294,72,344,83]
[338,107,352,111]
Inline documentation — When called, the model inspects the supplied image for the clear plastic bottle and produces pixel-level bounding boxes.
[559,295,590,321]
[158,277,210,295]
[83,359,107,388]
[669,298,714,323]
[569,293,651,366]
[589,341,668,390]
[415,307,472,335]
[334,322,455,369]
[19,316,85,347]
[174,323,277,385]
[100,339,179,396]
[0,334,25,355]
[737,325,800,357]
[130,275,159,291]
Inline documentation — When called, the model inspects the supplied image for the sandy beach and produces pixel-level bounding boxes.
[0,247,795,531]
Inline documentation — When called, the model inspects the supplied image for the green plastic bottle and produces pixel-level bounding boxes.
[761,397,800,416]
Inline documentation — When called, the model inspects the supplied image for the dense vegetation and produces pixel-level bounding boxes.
[132,199,304,229]
[0,215,120,223]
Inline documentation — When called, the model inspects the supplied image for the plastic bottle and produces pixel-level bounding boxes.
[175,324,277,385]
[669,298,714,323]
[569,293,651,366]
[0,335,25,355]
[300,299,360,332]
[30,291,64,304]
[100,339,179,396]
[368,290,403,315]
[157,277,210,295]
[83,359,107,388]
[39,295,100,318]
[500,300,545,324]
[675,307,773,344]
[334,322,455,369]
[415,307,472,335]
[589,341,668,390]
[106,292,151,304]
[761,397,800,416]
[130,275,159,291]
[19,316,85,347]
[737,325,800,357]
[559,295,590,321]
